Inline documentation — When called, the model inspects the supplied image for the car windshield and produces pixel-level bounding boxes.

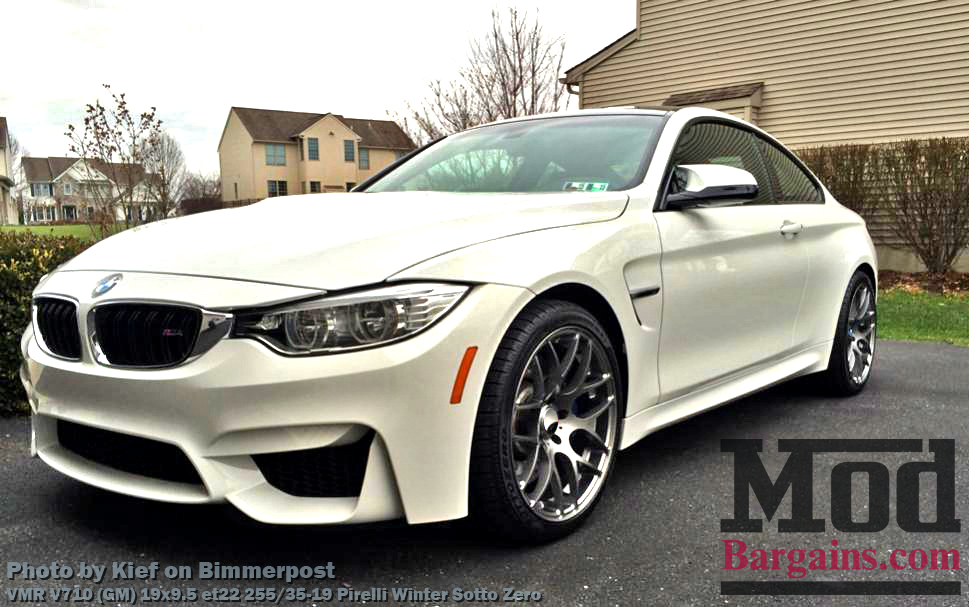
[365,114,665,194]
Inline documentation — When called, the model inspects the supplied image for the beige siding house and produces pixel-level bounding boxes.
[218,107,416,203]
[564,0,969,270]
[0,117,18,225]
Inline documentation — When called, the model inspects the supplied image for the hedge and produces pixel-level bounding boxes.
[0,232,89,415]
[798,137,969,274]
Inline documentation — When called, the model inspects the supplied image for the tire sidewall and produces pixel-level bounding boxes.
[833,272,876,394]
[478,301,624,541]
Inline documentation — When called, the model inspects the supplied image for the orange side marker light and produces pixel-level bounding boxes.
[450,346,479,405]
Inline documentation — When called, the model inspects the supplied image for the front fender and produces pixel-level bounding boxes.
[390,219,664,418]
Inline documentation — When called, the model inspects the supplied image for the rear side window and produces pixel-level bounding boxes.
[758,139,823,204]
[670,122,772,205]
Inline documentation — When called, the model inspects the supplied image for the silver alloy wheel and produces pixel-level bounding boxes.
[511,327,618,522]
[846,282,876,385]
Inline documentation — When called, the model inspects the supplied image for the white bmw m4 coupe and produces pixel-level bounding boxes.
[21,107,877,541]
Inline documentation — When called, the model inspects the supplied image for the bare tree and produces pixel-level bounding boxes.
[181,170,222,202]
[393,8,568,143]
[879,137,969,275]
[66,84,162,239]
[144,132,186,220]
[6,132,28,224]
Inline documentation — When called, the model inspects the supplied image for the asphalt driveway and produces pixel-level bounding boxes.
[1,340,967,606]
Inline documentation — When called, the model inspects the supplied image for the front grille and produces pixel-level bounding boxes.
[34,298,82,359]
[93,303,202,367]
[57,419,202,485]
[253,431,375,498]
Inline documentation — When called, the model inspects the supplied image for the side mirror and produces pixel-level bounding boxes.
[665,164,758,209]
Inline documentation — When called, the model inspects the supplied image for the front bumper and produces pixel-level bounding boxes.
[21,275,532,525]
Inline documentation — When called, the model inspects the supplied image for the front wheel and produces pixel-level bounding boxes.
[469,300,622,543]
[817,270,876,395]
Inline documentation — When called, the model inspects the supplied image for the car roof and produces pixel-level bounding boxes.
[469,107,678,130]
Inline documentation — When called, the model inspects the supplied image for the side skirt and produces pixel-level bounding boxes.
[619,341,832,450]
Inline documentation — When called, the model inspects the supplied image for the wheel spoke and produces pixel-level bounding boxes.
[558,334,580,381]
[541,341,562,397]
[858,287,871,318]
[576,457,602,477]
[529,356,546,403]
[518,441,541,490]
[577,426,610,454]
[562,341,593,395]
[526,448,553,503]
[581,392,615,420]
[549,461,568,509]
[560,450,581,498]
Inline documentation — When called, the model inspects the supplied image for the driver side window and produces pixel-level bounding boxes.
[669,122,773,205]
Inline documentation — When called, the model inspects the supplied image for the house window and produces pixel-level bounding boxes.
[308,138,319,161]
[86,207,94,219]
[30,183,52,197]
[310,181,321,193]
[63,183,73,195]
[267,180,288,197]
[265,144,286,166]
[359,148,370,170]
[344,140,355,162]
[63,205,77,221]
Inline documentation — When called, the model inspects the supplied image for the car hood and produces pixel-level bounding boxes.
[62,191,628,290]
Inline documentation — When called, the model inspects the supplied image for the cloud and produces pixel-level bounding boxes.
[1,0,631,172]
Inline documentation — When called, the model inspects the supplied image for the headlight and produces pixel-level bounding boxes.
[234,283,468,354]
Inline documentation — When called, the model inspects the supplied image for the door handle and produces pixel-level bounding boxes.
[780,221,803,237]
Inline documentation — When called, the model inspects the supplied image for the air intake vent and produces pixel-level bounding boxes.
[34,297,82,360]
[57,419,202,485]
[93,303,202,367]
[253,431,375,498]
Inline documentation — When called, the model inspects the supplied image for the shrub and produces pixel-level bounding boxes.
[800,137,969,275]
[878,138,969,274]
[798,143,880,222]
[0,232,89,415]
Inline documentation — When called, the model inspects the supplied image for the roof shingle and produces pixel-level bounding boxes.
[338,116,416,150]
[230,107,415,150]
[664,82,764,107]
[22,156,147,187]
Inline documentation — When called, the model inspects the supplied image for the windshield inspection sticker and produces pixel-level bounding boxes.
[563,181,609,192]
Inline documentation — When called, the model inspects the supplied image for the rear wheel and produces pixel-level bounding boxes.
[817,270,876,395]
[469,300,622,543]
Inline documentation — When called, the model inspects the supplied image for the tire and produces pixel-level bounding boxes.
[816,270,876,396]
[469,299,623,543]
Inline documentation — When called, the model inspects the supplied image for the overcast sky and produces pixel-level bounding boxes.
[1,0,632,174]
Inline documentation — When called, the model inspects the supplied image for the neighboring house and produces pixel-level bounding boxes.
[0,117,18,225]
[563,0,969,271]
[218,107,416,202]
[21,156,154,224]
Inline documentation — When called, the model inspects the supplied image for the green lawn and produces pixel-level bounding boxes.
[878,290,969,347]
[0,224,120,241]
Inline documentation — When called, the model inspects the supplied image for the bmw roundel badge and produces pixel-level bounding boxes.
[92,273,123,298]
